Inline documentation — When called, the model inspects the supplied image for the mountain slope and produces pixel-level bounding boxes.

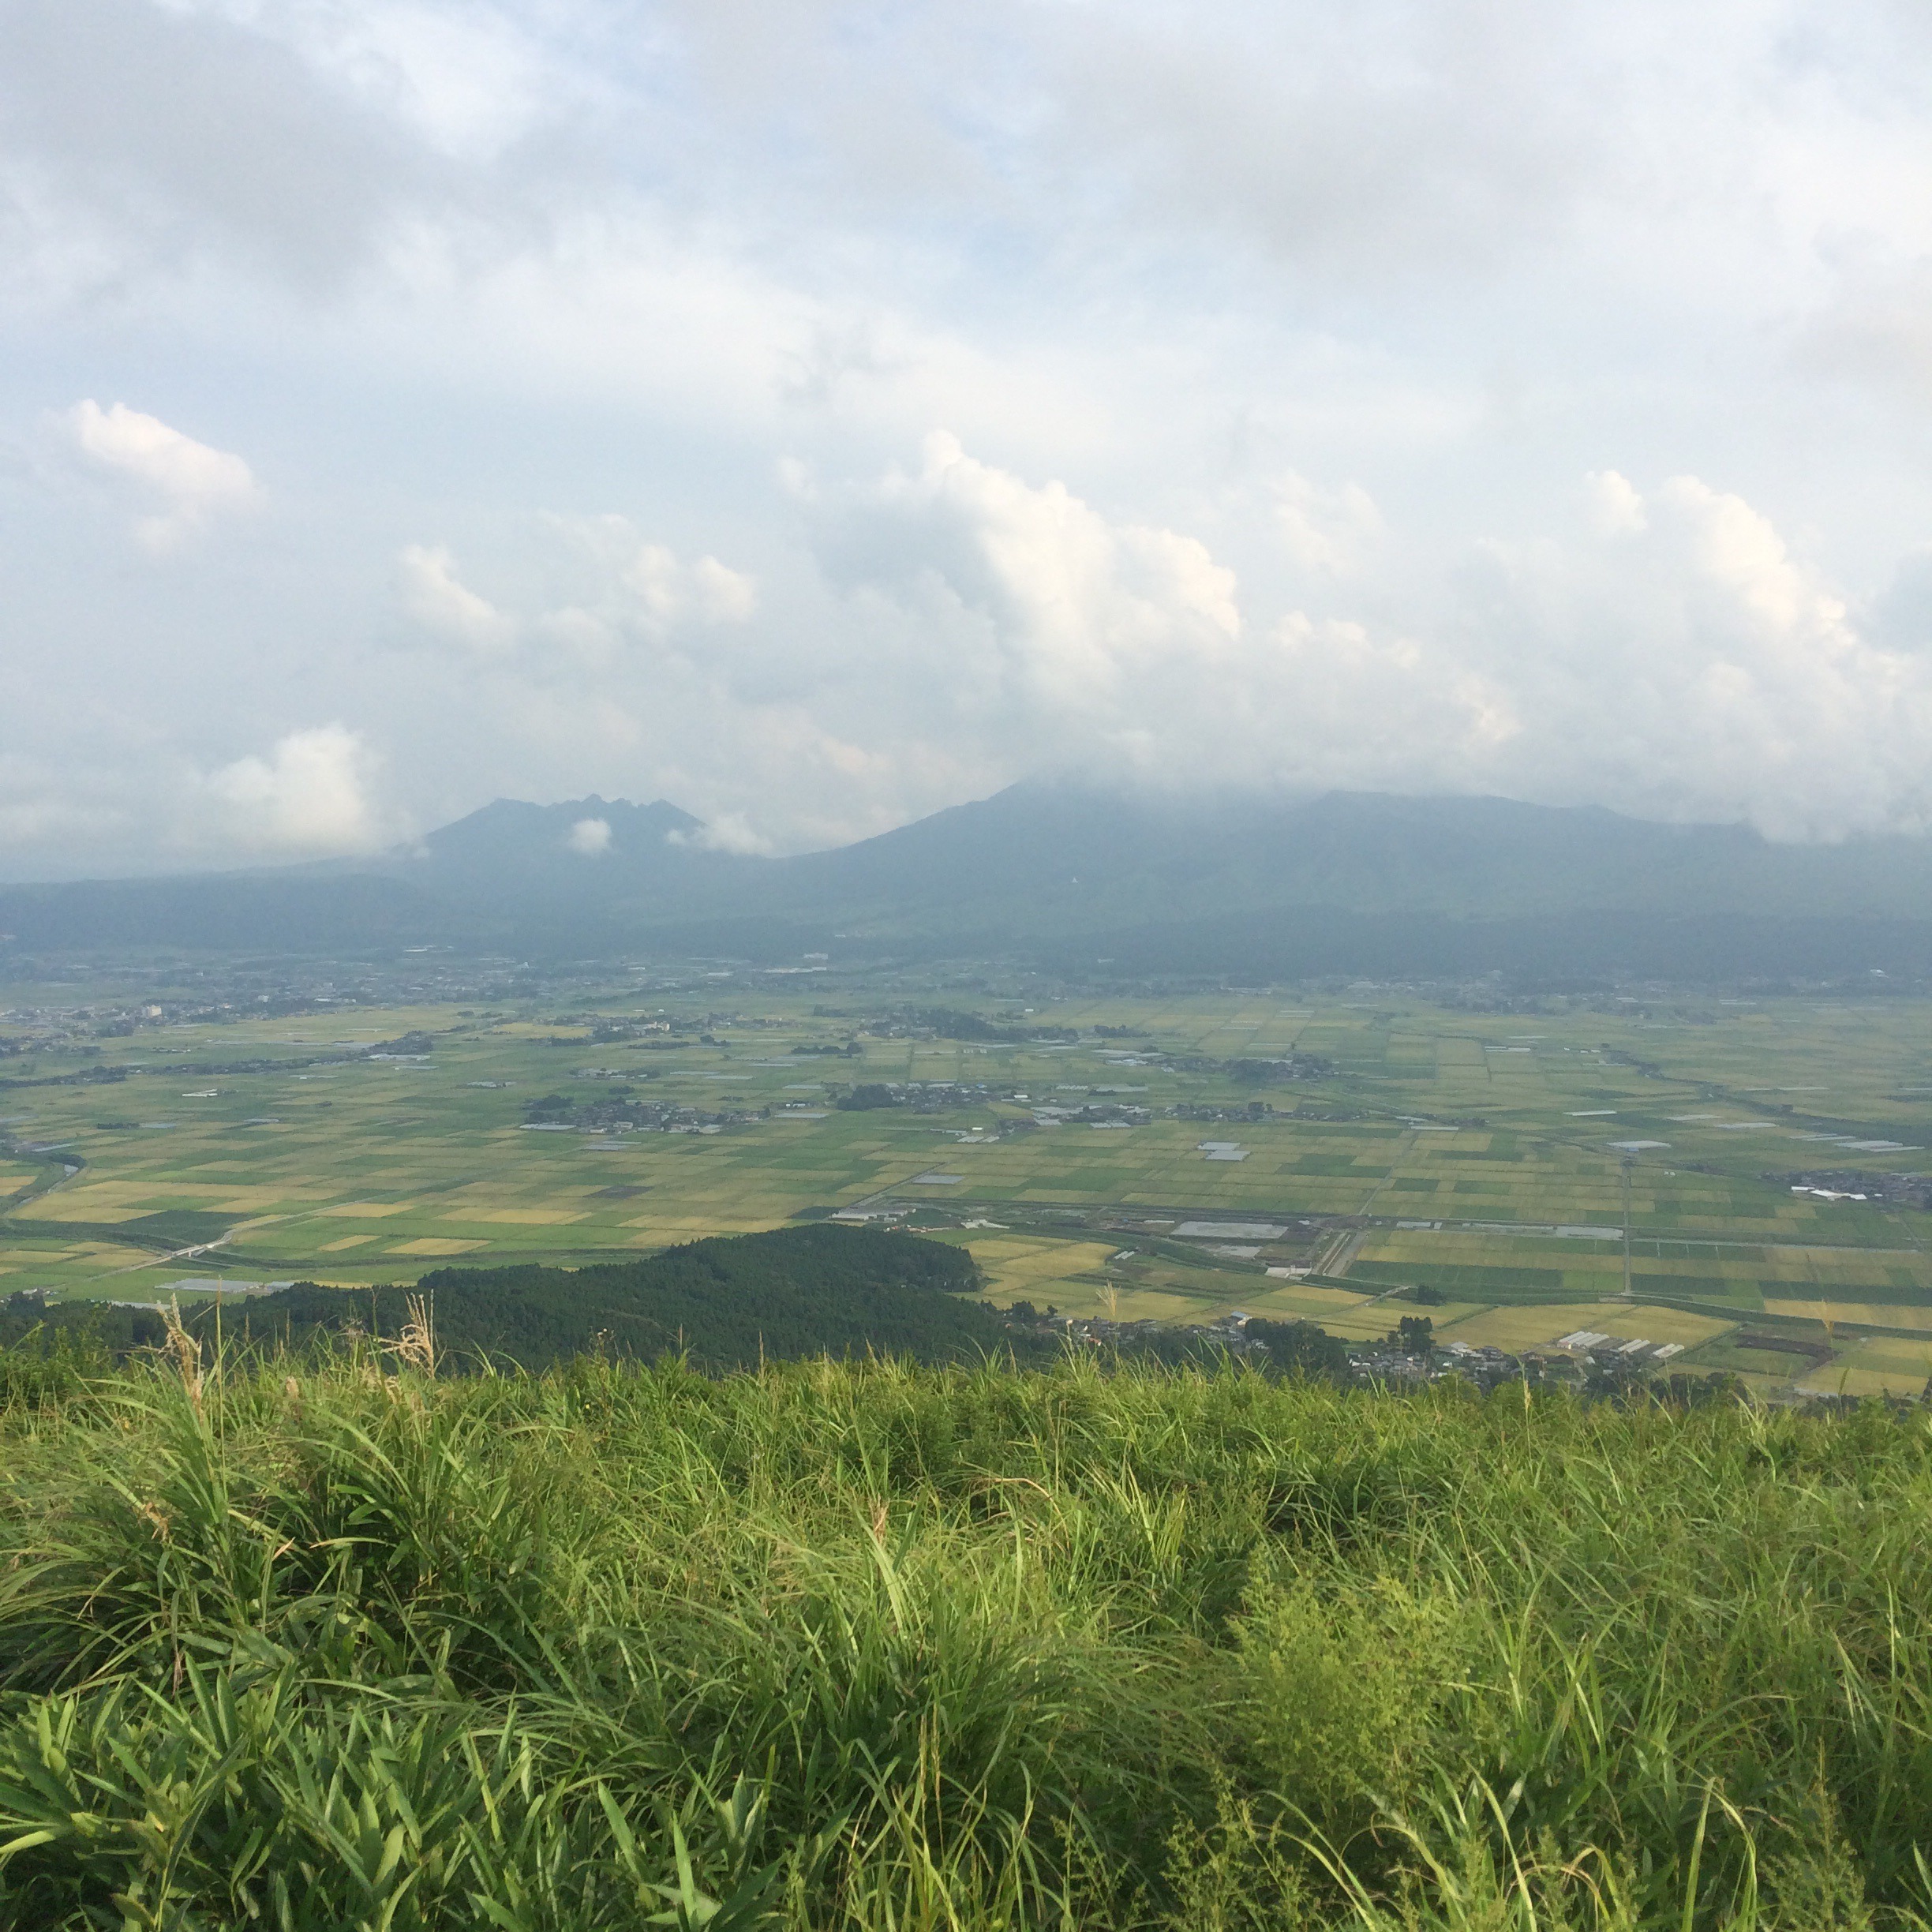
[764,786,1932,930]
[364,795,741,914]
[6,784,1932,977]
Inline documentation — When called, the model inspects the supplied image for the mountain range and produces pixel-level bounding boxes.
[6,787,1932,982]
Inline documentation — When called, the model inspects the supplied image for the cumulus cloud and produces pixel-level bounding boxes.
[11,3,1932,873]
[63,399,258,552]
[1431,475,1932,838]
[0,727,393,875]
[808,441,1932,838]
[1583,470,1649,538]
[802,438,1499,798]
[397,543,518,654]
[399,523,757,672]
[565,814,611,855]
[371,433,1932,850]
[195,725,387,856]
[1273,472,1386,575]
[665,811,777,856]
[549,516,758,634]
[822,430,1240,725]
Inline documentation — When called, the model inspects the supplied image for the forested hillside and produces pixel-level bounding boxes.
[295,1223,1001,1370]
[0,1225,1005,1372]
[0,1227,1361,1385]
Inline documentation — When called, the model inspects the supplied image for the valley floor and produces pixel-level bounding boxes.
[10,975,1932,1397]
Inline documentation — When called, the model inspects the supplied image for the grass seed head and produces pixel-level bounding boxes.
[158,1297,203,1411]
[384,1294,437,1378]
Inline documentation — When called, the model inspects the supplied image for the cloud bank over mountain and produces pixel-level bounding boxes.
[5,0,1932,874]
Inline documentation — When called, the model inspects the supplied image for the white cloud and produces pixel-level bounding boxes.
[0,725,395,875]
[808,444,1932,837]
[1273,472,1386,575]
[565,813,611,854]
[548,516,758,631]
[1583,470,1649,537]
[665,811,774,856]
[811,436,1499,797]
[196,724,387,854]
[824,429,1240,724]
[370,434,1932,851]
[11,4,1932,874]
[400,522,757,672]
[63,399,258,552]
[1438,474,1932,839]
[397,543,518,653]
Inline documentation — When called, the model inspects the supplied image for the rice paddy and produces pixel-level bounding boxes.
[8,979,1932,1395]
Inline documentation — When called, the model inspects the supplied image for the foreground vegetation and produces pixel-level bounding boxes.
[1,1339,1928,1928]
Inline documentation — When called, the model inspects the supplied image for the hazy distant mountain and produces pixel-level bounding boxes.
[750,786,1932,928]
[406,796,707,884]
[7,785,1932,980]
[356,796,740,916]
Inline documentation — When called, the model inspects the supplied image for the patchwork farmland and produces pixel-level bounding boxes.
[7,975,1932,1396]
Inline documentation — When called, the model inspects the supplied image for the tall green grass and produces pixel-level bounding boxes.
[0,1339,1927,1928]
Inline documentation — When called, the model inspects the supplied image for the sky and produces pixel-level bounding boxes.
[5,0,1932,877]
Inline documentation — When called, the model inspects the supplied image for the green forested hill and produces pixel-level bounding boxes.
[0,1224,1010,1373]
[385,1223,1002,1370]
[0,1226,1355,1382]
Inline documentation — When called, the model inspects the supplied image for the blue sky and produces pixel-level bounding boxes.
[5,0,1932,875]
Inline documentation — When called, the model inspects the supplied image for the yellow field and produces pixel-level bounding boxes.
[1795,1336,1932,1398]
[963,1236,1118,1308]
[1105,1288,1225,1321]
[1256,1282,1380,1312]
[458,1208,587,1226]
[40,1181,165,1204]
[1795,1366,1931,1398]
[1765,1299,1932,1333]
[1282,1305,1405,1340]
[617,1211,787,1241]
[1436,1302,1736,1353]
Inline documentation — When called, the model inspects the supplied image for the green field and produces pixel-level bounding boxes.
[9,979,1932,1392]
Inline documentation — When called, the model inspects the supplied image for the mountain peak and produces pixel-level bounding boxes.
[421,796,705,863]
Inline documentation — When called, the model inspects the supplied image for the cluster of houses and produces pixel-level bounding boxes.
[1773,1168,1932,1211]
[989,1305,1510,1390]
[1346,1324,1690,1390]
[993,1299,1705,1394]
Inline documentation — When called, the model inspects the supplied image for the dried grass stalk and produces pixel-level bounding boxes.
[388,1294,437,1378]
[158,1297,203,1411]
